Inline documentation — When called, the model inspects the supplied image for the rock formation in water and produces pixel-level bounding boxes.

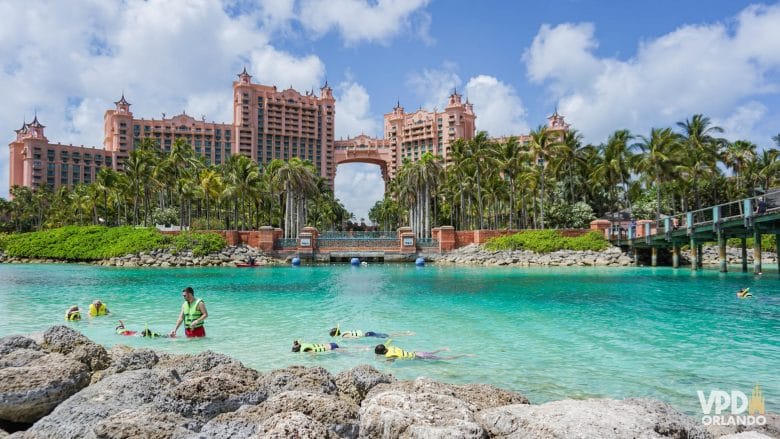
[0,326,776,438]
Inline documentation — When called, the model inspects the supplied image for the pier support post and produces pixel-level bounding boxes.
[632,247,639,266]
[651,247,657,267]
[690,237,698,271]
[776,234,779,274]
[697,244,704,268]
[672,244,680,268]
[718,234,727,273]
[753,231,762,274]
[741,237,748,272]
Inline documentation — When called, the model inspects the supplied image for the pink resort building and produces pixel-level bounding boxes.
[9,68,568,192]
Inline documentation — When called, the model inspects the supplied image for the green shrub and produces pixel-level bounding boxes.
[2,226,165,260]
[726,234,777,250]
[170,232,226,256]
[0,233,9,251]
[484,230,609,253]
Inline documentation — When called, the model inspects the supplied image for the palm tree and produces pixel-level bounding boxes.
[463,131,498,229]
[752,148,780,193]
[528,126,557,228]
[198,168,222,229]
[550,129,589,206]
[634,127,680,220]
[590,130,634,213]
[677,114,724,208]
[95,168,119,225]
[496,136,524,228]
[722,140,757,196]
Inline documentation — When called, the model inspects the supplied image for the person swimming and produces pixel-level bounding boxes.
[374,341,472,361]
[329,324,415,339]
[736,288,753,298]
[65,305,81,321]
[292,340,340,353]
[115,320,137,336]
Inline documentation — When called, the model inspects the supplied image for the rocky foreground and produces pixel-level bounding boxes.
[432,243,778,267]
[1,327,777,438]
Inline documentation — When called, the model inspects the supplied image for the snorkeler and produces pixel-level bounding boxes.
[88,299,110,317]
[116,321,166,337]
[329,324,415,339]
[65,305,82,321]
[292,340,341,353]
[115,320,137,336]
[374,340,473,361]
[736,288,753,299]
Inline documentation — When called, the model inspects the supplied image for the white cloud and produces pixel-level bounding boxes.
[298,0,432,46]
[406,63,461,110]
[249,46,325,91]
[0,0,327,197]
[524,4,780,146]
[334,80,379,139]
[407,66,530,136]
[334,163,385,224]
[465,75,529,137]
[715,101,768,143]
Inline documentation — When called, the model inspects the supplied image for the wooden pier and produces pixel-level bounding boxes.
[600,190,780,273]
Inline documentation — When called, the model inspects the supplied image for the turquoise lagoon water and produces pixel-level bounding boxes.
[0,263,778,414]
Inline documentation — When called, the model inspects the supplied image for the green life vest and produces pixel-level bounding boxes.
[182,298,204,328]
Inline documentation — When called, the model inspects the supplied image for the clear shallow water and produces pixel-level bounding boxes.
[0,263,778,414]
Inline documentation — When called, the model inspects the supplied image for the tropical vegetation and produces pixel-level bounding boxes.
[0,137,350,234]
[0,226,226,260]
[2,116,779,240]
[484,230,610,253]
[370,115,780,238]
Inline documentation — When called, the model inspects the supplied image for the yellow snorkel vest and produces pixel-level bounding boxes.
[300,342,328,353]
[386,345,415,360]
[65,307,81,321]
[89,303,107,316]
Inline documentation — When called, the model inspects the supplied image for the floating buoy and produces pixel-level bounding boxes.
[291,257,301,266]
[415,257,425,267]
[350,257,360,266]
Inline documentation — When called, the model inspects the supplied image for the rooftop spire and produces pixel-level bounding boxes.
[238,66,252,84]
[29,111,45,128]
[14,118,28,134]
[114,93,130,107]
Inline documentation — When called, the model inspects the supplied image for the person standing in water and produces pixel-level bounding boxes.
[89,299,110,317]
[170,287,208,338]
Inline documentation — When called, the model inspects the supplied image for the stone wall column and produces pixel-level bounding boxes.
[257,226,276,253]
[718,233,727,273]
[399,227,415,254]
[741,237,748,272]
[437,226,456,252]
[753,231,763,274]
[697,244,703,268]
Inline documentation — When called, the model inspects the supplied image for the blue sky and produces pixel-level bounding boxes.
[2,0,779,222]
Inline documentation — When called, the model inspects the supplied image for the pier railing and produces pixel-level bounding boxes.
[613,188,780,242]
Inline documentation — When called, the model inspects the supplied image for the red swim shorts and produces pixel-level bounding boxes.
[185,326,206,338]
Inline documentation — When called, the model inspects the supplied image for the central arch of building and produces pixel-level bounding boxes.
[333,134,396,184]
